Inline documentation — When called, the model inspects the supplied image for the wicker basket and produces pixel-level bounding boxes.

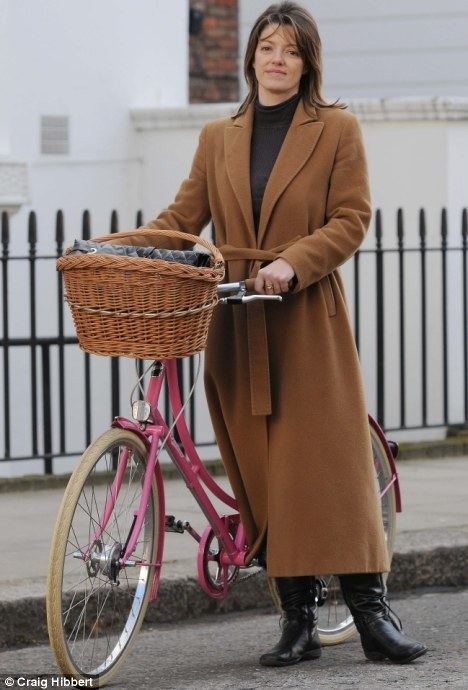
[56,228,225,359]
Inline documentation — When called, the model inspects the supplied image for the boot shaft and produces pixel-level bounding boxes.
[275,575,318,612]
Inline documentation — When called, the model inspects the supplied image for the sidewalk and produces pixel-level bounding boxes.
[0,455,467,646]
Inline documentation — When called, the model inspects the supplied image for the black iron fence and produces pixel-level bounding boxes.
[1,207,467,473]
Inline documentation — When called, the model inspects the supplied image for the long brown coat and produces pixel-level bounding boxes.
[94,98,390,577]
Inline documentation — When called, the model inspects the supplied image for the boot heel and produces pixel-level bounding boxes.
[303,648,322,660]
[364,649,387,661]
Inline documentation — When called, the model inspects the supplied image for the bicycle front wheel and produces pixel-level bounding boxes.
[47,428,161,687]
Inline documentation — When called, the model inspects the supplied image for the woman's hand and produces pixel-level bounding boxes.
[254,258,296,294]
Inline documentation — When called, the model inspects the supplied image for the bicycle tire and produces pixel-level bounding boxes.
[47,428,161,687]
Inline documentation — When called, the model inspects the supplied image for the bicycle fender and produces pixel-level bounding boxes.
[111,416,151,450]
[368,413,402,513]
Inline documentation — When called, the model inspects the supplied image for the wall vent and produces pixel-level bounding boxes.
[40,115,69,155]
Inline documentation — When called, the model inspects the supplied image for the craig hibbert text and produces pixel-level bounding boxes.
[3,678,94,688]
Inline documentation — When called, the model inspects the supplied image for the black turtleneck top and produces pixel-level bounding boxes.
[250,91,301,234]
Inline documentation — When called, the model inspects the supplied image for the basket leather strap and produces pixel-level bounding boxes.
[217,236,302,416]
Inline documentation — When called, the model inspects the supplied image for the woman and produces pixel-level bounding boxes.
[94,1,427,668]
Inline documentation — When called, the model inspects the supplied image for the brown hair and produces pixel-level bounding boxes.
[233,1,346,119]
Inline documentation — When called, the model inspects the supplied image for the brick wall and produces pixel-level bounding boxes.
[189,0,239,103]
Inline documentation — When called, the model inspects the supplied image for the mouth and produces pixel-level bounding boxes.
[266,70,286,76]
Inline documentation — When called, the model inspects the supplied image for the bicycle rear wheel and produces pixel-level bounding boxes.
[47,428,161,687]
[268,421,397,646]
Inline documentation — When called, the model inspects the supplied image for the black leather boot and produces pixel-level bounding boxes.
[339,572,427,663]
[259,576,321,667]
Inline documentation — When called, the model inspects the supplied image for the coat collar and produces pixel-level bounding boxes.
[224,97,324,247]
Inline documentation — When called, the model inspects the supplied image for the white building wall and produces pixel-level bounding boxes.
[239,0,468,99]
[4,0,188,255]
[0,0,11,154]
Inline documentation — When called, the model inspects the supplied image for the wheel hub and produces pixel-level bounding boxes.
[316,577,329,606]
[85,539,123,584]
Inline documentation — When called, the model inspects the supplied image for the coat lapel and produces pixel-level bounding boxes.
[224,105,256,244]
[224,98,324,248]
[257,99,324,247]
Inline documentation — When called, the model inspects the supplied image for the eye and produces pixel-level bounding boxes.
[260,46,271,51]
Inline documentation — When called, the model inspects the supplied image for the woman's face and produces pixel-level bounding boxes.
[252,23,305,105]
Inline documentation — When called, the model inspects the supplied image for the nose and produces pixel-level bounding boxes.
[271,49,285,65]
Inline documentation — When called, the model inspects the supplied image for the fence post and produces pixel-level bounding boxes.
[375,209,385,428]
[441,208,448,426]
[397,208,406,429]
[1,212,10,458]
[41,344,52,474]
[462,208,467,422]
[28,212,39,456]
[56,210,66,454]
[419,209,428,428]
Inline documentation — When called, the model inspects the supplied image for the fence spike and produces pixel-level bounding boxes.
[55,210,64,248]
[28,211,37,249]
[397,208,404,246]
[82,210,91,240]
[375,208,382,246]
[110,210,118,234]
[419,208,426,243]
[441,207,448,245]
[1,211,9,248]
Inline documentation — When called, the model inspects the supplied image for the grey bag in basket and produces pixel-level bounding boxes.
[69,239,212,268]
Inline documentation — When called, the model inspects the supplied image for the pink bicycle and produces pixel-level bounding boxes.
[46,278,401,687]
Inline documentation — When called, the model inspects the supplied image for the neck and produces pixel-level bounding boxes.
[257,87,300,106]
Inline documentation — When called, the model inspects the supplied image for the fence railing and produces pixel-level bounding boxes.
[1,207,467,473]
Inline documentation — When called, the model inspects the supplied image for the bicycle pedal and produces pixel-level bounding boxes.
[165,515,185,534]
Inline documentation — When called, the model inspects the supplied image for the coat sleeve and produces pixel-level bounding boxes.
[91,124,211,250]
[278,113,372,293]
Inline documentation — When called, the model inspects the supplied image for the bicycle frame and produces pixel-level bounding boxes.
[91,358,249,601]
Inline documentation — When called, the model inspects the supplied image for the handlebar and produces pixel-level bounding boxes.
[217,279,284,304]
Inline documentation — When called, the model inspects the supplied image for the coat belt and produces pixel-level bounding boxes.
[217,236,303,416]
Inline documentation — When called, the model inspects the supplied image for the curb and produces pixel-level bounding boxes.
[1,435,468,494]
[1,543,467,649]
[397,435,468,460]
[0,458,227,494]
